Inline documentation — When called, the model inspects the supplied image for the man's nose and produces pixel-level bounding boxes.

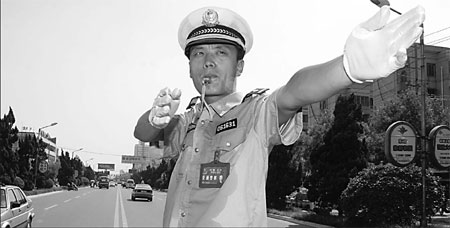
[203,53,216,69]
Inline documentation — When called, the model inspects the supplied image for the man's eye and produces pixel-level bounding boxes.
[218,50,227,55]
[192,51,204,57]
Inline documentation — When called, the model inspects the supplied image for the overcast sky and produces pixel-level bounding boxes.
[2,0,449,173]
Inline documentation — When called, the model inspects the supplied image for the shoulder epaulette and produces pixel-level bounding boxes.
[242,88,269,103]
[186,96,200,110]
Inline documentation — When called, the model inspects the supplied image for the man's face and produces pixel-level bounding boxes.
[189,43,244,103]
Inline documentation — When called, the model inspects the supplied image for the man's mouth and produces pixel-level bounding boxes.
[202,75,215,85]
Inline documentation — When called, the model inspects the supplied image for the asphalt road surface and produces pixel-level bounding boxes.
[29,186,308,227]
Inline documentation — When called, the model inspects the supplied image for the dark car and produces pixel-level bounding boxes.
[1,184,35,228]
[98,177,109,189]
[131,184,153,201]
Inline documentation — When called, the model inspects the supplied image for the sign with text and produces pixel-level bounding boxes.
[429,125,450,169]
[385,121,417,167]
[121,155,146,164]
[97,163,115,170]
[39,161,48,173]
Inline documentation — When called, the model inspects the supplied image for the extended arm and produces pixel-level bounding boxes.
[277,5,425,125]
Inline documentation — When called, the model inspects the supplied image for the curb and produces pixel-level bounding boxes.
[268,213,335,228]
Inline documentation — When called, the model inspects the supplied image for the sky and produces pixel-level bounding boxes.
[2,0,449,174]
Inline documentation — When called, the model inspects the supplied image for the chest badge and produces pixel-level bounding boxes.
[216,118,237,134]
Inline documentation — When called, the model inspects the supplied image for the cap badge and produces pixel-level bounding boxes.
[202,9,219,27]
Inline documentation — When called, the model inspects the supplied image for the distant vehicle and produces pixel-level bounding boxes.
[126,179,135,189]
[98,176,109,189]
[1,184,35,228]
[109,181,116,187]
[131,184,153,201]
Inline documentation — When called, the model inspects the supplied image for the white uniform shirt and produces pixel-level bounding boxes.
[162,89,303,227]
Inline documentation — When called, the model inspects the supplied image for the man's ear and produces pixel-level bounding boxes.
[236,60,244,77]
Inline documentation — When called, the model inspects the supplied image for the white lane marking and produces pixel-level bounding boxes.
[63,199,71,203]
[114,188,120,227]
[45,204,58,210]
[75,196,80,199]
[119,187,128,227]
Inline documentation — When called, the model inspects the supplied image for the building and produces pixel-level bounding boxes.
[132,141,164,171]
[305,44,450,127]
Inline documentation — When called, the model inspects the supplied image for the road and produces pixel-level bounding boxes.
[29,186,305,227]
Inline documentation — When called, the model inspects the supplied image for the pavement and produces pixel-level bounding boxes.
[429,212,450,228]
[268,213,334,228]
[268,212,450,228]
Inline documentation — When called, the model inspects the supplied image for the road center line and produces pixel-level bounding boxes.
[45,204,58,210]
[63,199,71,203]
[114,188,120,227]
[119,188,128,228]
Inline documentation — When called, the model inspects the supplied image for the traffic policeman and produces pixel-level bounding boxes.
[134,5,425,227]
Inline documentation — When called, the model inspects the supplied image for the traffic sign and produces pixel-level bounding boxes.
[38,161,48,173]
[385,121,417,167]
[429,125,450,169]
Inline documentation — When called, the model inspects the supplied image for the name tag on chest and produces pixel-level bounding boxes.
[199,162,230,188]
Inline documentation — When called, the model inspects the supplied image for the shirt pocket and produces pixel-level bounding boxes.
[213,127,247,161]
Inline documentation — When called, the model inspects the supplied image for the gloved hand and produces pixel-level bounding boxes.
[149,88,182,129]
[343,5,425,83]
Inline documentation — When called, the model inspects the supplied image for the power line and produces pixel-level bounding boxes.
[427,36,450,46]
[425,26,450,37]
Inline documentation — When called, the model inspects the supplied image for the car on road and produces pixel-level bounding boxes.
[131,184,153,201]
[125,179,135,189]
[1,184,35,228]
[98,176,109,189]
[109,181,116,187]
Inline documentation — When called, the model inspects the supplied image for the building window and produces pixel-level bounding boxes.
[427,63,436,77]
[428,88,437,97]
[354,95,371,108]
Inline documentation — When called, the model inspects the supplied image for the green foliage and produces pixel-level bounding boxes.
[137,158,175,189]
[367,88,450,164]
[13,176,25,189]
[308,94,367,211]
[266,144,301,209]
[80,177,89,186]
[0,107,20,182]
[57,151,74,186]
[341,164,444,227]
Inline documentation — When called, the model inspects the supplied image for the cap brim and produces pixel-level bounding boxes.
[185,38,243,56]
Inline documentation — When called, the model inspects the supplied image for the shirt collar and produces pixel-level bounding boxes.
[209,92,243,117]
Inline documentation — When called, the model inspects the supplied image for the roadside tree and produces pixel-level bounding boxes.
[341,164,444,227]
[307,94,368,213]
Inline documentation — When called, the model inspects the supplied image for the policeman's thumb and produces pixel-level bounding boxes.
[360,5,390,31]
[169,88,182,116]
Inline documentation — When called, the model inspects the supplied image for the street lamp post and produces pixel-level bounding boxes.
[71,148,84,159]
[370,1,428,227]
[34,122,58,189]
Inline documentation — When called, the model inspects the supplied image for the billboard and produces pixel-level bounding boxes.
[97,163,115,170]
[122,155,147,164]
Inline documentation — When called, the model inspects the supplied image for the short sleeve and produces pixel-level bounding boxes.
[252,88,303,148]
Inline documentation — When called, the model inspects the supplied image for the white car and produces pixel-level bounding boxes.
[1,184,35,228]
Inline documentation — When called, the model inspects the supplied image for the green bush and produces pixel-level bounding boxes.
[81,177,89,186]
[43,178,54,188]
[13,176,25,189]
[340,164,444,227]
[0,175,12,185]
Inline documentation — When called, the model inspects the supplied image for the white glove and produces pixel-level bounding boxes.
[343,5,425,83]
[149,87,182,129]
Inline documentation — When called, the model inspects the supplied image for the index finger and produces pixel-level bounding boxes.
[385,5,425,32]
